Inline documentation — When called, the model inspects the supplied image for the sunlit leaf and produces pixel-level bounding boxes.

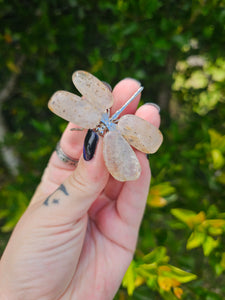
[185,70,208,89]
[143,247,169,264]
[171,209,205,228]
[186,230,206,250]
[209,130,225,153]
[148,195,168,207]
[158,265,172,274]
[216,172,225,185]
[215,263,225,276]
[158,276,179,291]
[148,182,176,207]
[204,219,225,228]
[203,219,225,235]
[173,287,183,299]
[202,236,219,256]
[122,261,136,296]
[146,275,158,290]
[152,182,176,197]
[211,149,225,169]
[134,275,145,288]
[1,192,28,232]
[208,227,223,236]
[220,252,225,269]
[158,265,197,283]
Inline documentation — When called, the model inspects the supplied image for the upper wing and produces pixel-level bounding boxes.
[72,71,113,111]
[103,130,141,181]
[117,114,163,154]
[48,90,102,128]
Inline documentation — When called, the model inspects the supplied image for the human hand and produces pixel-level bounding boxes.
[0,78,161,300]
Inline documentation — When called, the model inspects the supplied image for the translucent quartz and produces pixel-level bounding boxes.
[48,91,102,128]
[118,114,163,153]
[103,130,141,181]
[72,71,113,111]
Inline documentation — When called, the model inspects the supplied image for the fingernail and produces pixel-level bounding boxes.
[123,78,141,86]
[102,81,112,92]
[145,102,160,113]
[83,129,99,161]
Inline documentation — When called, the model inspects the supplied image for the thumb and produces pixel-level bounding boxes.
[36,131,109,224]
[0,131,109,300]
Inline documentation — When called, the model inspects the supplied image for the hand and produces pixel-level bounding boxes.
[0,78,161,300]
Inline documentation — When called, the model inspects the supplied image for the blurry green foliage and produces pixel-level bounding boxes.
[122,247,197,299]
[0,0,225,299]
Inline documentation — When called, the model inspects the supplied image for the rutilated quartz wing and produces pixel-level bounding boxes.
[48,91,102,128]
[117,114,163,154]
[72,71,113,111]
[103,130,141,181]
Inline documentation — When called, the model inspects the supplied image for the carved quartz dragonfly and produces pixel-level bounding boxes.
[48,71,163,181]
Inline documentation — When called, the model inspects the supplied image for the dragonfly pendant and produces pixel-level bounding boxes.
[48,71,163,181]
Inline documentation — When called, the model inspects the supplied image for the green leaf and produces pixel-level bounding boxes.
[148,182,176,207]
[122,261,136,296]
[161,265,197,283]
[171,208,196,221]
[160,290,178,300]
[209,129,225,153]
[31,119,51,134]
[185,70,208,89]
[136,265,158,280]
[1,192,28,232]
[146,275,158,290]
[171,209,205,228]
[211,149,225,169]
[215,263,225,276]
[152,182,176,197]
[143,247,169,264]
[0,210,9,219]
[186,230,206,250]
[208,227,223,236]
[216,171,225,184]
[204,219,225,232]
[220,252,225,269]
[202,236,219,256]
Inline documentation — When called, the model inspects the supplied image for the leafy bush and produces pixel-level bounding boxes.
[0,0,225,298]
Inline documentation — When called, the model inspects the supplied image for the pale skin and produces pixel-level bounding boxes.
[0,78,161,300]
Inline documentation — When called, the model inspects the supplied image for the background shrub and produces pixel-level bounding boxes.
[0,1,225,298]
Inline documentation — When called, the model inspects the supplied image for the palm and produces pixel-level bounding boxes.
[67,212,133,299]
[57,163,149,300]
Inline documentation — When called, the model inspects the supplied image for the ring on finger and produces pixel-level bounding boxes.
[55,142,79,166]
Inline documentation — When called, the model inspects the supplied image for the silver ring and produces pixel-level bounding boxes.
[55,142,79,166]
